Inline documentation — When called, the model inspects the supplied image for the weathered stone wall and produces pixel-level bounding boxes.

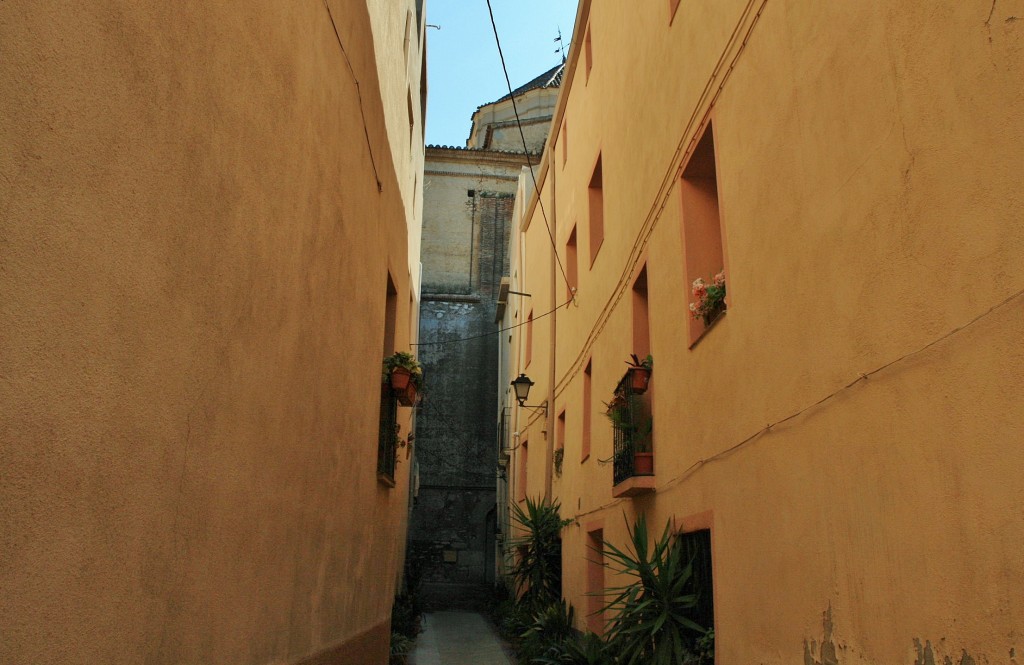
[411,195,513,590]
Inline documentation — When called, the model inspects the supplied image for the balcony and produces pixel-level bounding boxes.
[609,366,655,497]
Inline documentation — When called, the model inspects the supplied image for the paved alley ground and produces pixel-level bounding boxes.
[408,611,512,665]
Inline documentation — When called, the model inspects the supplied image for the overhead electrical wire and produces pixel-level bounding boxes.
[412,296,574,346]
[484,0,573,295]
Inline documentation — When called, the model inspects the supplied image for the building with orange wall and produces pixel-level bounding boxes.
[502,0,1024,662]
[0,1,425,663]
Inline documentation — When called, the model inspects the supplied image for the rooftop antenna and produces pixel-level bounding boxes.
[554,28,566,63]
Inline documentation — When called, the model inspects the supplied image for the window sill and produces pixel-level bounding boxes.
[688,310,726,350]
[377,472,396,488]
[612,474,656,498]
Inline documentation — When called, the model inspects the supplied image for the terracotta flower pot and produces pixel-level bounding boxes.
[628,367,651,394]
[397,381,418,407]
[390,367,412,391]
[634,452,654,476]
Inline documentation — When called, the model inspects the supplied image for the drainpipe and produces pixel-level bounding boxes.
[544,161,557,502]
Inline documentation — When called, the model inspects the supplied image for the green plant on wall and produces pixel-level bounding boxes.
[605,395,652,453]
[509,498,574,613]
[553,448,564,477]
[382,351,423,388]
[600,514,710,665]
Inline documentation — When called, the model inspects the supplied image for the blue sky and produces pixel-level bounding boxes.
[424,0,580,147]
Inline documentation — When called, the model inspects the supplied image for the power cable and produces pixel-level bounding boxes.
[484,0,573,295]
[412,296,573,346]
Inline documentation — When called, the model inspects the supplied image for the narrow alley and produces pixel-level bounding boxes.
[409,613,512,665]
[2,1,1023,664]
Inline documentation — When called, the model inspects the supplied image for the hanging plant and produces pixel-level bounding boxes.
[625,354,653,394]
[383,351,423,405]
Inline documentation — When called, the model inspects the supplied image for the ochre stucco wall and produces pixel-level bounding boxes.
[0,1,423,663]
[508,1,1024,663]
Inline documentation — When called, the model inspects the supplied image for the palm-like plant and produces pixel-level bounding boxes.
[509,497,573,612]
[600,514,707,665]
[537,631,617,665]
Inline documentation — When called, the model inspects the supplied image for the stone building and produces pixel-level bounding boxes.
[410,64,561,603]
[1,2,425,663]
[503,0,1024,662]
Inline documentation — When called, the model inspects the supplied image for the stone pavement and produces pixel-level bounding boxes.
[408,611,513,665]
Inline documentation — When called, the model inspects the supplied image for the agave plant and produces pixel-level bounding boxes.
[600,514,708,665]
[509,497,573,612]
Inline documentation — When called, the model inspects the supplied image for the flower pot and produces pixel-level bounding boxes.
[701,300,726,327]
[628,367,651,394]
[633,452,654,476]
[397,381,417,407]
[390,367,412,391]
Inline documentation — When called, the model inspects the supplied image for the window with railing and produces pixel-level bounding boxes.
[377,383,398,485]
[608,362,653,486]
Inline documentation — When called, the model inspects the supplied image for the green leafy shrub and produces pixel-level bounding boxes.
[536,630,616,665]
[517,600,576,663]
[389,631,412,665]
[600,514,709,665]
[509,497,573,613]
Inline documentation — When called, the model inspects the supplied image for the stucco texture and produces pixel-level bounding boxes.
[1,1,423,663]
[508,0,1024,663]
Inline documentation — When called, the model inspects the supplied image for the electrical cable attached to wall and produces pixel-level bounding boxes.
[323,0,383,192]
[569,283,1024,524]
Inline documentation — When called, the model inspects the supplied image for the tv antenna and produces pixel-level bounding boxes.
[554,27,567,63]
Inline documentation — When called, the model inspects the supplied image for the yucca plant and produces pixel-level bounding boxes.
[509,497,573,612]
[518,600,577,663]
[537,631,617,665]
[600,514,707,665]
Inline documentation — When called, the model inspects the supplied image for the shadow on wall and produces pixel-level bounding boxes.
[803,606,990,665]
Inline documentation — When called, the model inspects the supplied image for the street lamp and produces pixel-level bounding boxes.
[511,374,547,415]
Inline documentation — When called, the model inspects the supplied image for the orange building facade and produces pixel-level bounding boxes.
[1,1,425,663]
[501,1,1024,663]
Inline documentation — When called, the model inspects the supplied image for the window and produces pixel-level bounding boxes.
[407,89,415,146]
[669,0,682,24]
[566,225,578,303]
[588,155,604,266]
[584,25,593,82]
[377,383,398,485]
[680,121,727,345]
[586,527,605,634]
[378,273,400,486]
[679,529,715,638]
[632,265,650,358]
[517,440,529,501]
[582,360,592,462]
[556,410,566,476]
[611,373,653,487]
[525,309,534,368]
[561,120,568,167]
[382,272,398,356]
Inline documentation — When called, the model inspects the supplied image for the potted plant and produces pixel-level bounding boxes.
[689,270,727,327]
[382,351,423,406]
[606,396,654,477]
[625,354,653,394]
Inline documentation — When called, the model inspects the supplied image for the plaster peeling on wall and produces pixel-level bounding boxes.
[913,639,979,665]
[804,606,841,665]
